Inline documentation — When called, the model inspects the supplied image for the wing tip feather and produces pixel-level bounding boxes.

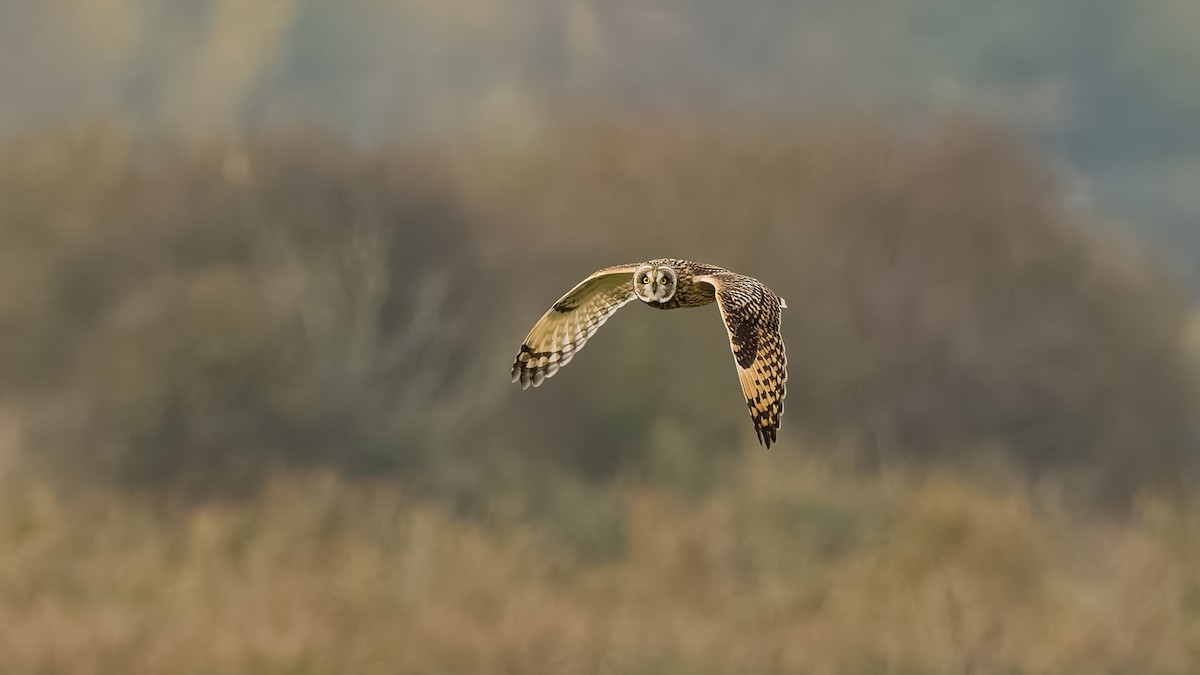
[512,347,562,390]
[753,416,780,449]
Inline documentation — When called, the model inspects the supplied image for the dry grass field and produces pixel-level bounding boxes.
[3,444,1197,674]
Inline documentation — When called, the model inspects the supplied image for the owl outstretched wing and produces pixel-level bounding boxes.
[695,273,788,448]
[512,264,641,389]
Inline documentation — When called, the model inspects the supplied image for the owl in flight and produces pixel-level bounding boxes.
[512,259,788,447]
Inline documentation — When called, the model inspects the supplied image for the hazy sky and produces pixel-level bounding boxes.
[2,0,1197,283]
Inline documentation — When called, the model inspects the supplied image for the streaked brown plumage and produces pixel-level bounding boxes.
[511,258,788,447]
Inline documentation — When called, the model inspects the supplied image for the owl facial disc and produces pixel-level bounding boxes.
[634,265,677,303]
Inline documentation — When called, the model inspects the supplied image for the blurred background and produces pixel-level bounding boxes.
[2,2,1199,673]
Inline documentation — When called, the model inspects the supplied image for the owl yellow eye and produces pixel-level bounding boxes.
[642,275,651,284]
[659,277,669,285]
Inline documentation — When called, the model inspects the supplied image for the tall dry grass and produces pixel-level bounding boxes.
[2,447,1197,674]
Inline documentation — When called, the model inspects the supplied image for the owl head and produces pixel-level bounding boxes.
[633,264,677,304]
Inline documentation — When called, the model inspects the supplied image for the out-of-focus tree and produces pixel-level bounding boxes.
[459,117,1198,503]
[0,118,1193,506]
[4,0,1200,280]
[1,126,491,498]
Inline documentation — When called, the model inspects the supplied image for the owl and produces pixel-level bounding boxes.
[511,259,788,447]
